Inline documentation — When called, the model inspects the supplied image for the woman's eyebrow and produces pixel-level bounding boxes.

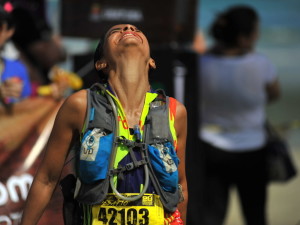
[105,27,121,38]
[109,28,122,33]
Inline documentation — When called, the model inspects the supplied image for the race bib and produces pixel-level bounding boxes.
[91,193,164,225]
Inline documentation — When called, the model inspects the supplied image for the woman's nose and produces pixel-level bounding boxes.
[123,25,135,31]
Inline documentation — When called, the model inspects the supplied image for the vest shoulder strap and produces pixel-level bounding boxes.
[80,88,91,140]
[82,83,115,136]
[145,90,174,144]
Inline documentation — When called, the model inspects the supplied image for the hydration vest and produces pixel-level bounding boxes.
[74,83,181,213]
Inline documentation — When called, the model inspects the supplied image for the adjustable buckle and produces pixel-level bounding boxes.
[141,143,147,151]
[109,167,123,176]
[125,162,134,171]
[114,136,121,144]
[108,169,115,176]
[115,136,135,148]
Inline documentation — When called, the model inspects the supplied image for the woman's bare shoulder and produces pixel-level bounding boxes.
[175,100,187,120]
[55,89,88,131]
[173,99,187,136]
[62,89,87,112]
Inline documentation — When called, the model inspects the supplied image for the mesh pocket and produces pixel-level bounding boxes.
[79,128,114,183]
[148,142,179,192]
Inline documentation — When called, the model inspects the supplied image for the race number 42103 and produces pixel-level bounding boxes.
[98,207,149,225]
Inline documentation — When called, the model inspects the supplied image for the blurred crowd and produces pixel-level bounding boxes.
[0,0,82,109]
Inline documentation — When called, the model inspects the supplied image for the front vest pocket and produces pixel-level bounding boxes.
[79,128,114,184]
[148,142,179,192]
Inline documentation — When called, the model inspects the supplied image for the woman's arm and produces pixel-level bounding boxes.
[20,90,87,225]
[174,100,188,224]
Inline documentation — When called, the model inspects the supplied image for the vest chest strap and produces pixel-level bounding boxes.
[111,136,149,181]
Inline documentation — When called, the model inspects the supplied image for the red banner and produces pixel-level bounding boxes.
[0,97,68,225]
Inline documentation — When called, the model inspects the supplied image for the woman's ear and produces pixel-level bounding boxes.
[95,60,108,71]
[149,58,156,69]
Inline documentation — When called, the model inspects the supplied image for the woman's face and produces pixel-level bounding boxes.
[103,24,151,61]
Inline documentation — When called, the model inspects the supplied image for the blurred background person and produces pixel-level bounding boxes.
[194,5,280,225]
[10,0,65,84]
[0,2,31,106]
[2,0,82,100]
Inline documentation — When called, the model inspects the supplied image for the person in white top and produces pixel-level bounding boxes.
[200,52,277,151]
[188,5,280,225]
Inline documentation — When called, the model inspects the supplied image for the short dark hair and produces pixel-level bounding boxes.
[209,5,259,46]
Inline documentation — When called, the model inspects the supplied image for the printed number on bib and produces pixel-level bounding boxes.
[98,207,149,225]
[92,194,164,225]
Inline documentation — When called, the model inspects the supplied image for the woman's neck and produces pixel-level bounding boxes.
[108,58,151,127]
